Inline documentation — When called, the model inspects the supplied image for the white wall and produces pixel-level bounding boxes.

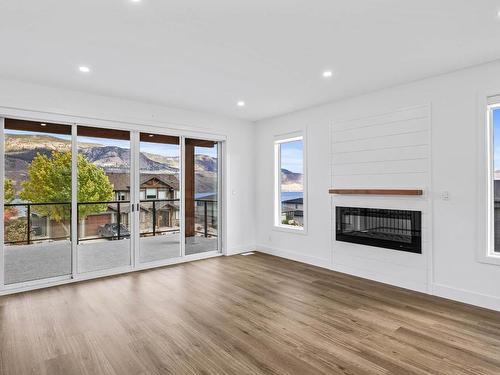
[255,60,500,311]
[0,78,256,255]
[330,105,432,293]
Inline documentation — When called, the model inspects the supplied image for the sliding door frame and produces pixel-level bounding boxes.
[72,123,134,280]
[133,132,186,267]
[132,131,140,268]
[181,136,186,258]
[0,117,4,288]
[0,107,227,295]
[1,116,76,291]
[71,124,78,279]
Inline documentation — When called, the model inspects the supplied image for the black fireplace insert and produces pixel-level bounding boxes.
[336,207,421,253]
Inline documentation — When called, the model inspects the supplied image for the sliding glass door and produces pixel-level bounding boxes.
[3,119,73,284]
[76,126,132,273]
[185,138,220,255]
[138,132,181,263]
[1,118,223,290]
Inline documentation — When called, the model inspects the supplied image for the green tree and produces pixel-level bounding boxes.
[3,178,26,243]
[4,178,14,203]
[20,151,114,222]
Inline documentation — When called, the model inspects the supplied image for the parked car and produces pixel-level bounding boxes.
[97,223,130,240]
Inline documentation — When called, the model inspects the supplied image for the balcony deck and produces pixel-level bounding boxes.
[4,235,218,285]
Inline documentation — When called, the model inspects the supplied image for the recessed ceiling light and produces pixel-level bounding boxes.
[237,101,245,107]
[148,134,154,137]
[40,123,46,127]
[322,70,333,78]
[78,66,90,73]
[131,0,141,2]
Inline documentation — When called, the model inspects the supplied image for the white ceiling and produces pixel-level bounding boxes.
[1,0,500,121]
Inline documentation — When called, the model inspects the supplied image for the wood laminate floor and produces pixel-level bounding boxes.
[1,252,500,375]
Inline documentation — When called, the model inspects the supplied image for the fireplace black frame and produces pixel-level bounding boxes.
[335,206,422,254]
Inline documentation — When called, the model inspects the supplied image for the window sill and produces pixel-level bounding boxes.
[273,225,308,235]
[477,252,500,266]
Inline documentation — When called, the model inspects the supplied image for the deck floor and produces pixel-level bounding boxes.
[4,235,217,284]
[1,252,500,374]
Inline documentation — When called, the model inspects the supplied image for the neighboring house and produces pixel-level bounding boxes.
[193,193,218,236]
[281,197,303,226]
[81,173,180,239]
[9,171,218,243]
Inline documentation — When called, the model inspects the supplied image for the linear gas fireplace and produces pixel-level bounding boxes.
[336,207,422,253]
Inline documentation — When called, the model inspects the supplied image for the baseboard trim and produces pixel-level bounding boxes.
[225,244,256,256]
[257,244,331,269]
[433,283,500,312]
[256,245,500,312]
[331,263,428,294]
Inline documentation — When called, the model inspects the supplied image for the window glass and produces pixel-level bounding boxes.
[3,119,72,284]
[185,139,219,254]
[275,137,304,229]
[139,133,181,263]
[146,188,157,199]
[76,126,131,273]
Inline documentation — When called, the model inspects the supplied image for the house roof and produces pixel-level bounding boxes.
[106,172,179,191]
[282,197,303,204]
[140,173,179,190]
[106,173,130,191]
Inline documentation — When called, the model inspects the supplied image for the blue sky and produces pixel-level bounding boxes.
[141,141,179,157]
[495,108,500,173]
[79,136,130,149]
[195,145,218,158]
[280,140,303,174]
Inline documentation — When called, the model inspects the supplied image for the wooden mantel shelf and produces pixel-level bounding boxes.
[329,188,423,196]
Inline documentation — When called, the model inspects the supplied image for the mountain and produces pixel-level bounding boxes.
[79,146,131,171]
[195,154,217,172]
[5,134,98,153]
[143,152,180,170]
[5,133,218,194]
[281,169,303,192]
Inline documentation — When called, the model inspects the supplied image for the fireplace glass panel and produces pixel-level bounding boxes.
[336,207,421,253]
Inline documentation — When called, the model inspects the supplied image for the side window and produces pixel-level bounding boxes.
[274,134,305,230]
[489,102,500,255]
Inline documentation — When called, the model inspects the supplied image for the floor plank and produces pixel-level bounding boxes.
[0,253,499,375]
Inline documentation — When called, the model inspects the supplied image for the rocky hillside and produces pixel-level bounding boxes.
[5,134,97,152]
[281,169,303,192]
[5,134,218,194]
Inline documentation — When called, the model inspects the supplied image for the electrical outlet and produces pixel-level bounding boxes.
[440,191,450,201]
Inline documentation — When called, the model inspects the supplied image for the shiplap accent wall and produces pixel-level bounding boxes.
[330,105,432,293]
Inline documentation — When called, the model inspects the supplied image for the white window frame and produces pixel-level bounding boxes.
[273,131,307,234]
[478,94,500,265]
